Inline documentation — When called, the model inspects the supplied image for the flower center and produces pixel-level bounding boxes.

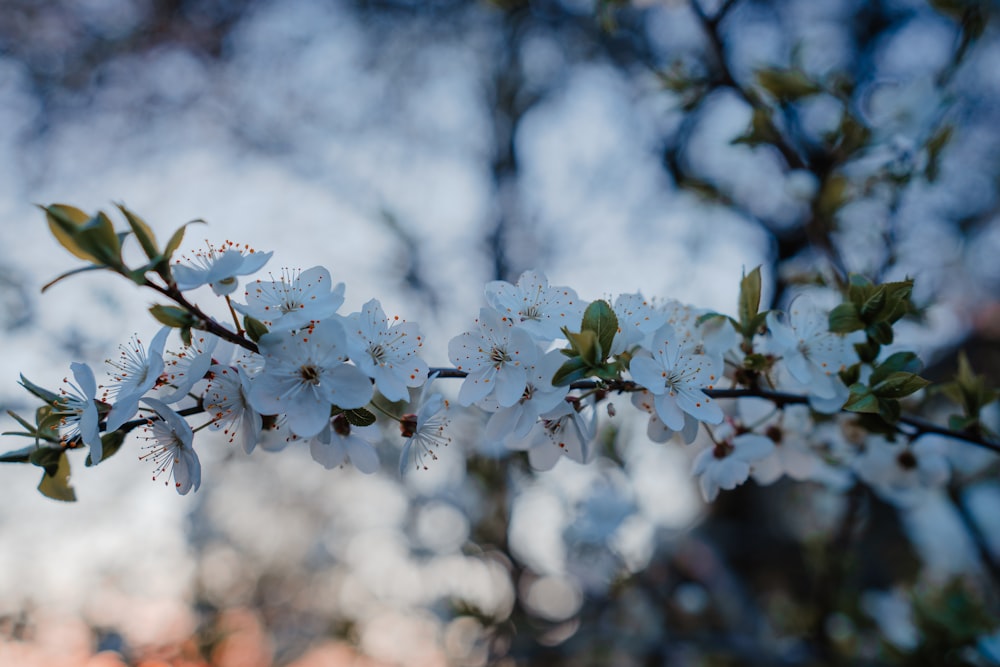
[522,305,542,321]
[369,343,386,363]
[489,346,511,366]
[298,364,321,385]
[897,450,918,470]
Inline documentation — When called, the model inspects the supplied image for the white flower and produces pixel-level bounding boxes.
[172,241,272,296]
[485,270,584,341]
[610,292,667,356]
[103,327,170,431]
[399,387,452,474]
[344,298,428,402]
[139,398,200,495]
[204,363,262,454]
[235,266,345,331]
[740,401,823,485]
[852,435,950,505]
[508,398,597,471]
[55,362,101,457]
[630,389,699,444]
[766,298,856,410]
[248,319,373,438]
[308,415,380,473]
[157,333,219,404]
[449,308,539,407]
[691,425,775,502]
[482,349,569,441]
[659,299,738,364]
[629,323,723,430]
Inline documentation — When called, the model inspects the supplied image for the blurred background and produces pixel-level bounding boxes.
[1,0,999,664]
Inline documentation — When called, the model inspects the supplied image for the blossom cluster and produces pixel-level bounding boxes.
[11,208,992,506]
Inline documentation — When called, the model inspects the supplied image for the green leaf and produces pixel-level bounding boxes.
[116,203,159,260]
[949,414,980,432]
[243,316,269,343]
[738,266,762,331]
[18,374,61,406]
[86,430,126,466]
[40,264,106,293]
[563,328,600,366]
[38,451,76,502]
[871,372,930,399]
[828,303,864,333]
[817,175,851,219]
[878,351,924,376]
[150,304,195,329]
[73,211,124,269]
[552,357,592,387]
[343,408,377,427]
[29,445,64,475]
[877,398,902,424]
[0,444,37,463]
[732,108,784,148]
[860,286,887,320]
[580,300,618,363]
[844,384,879,413]
[866,321,894,346]
[42,204,97,262]
[163,219,206,263]
[925,125,953,182]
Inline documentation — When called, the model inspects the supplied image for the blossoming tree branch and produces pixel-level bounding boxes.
[2,203,996,503]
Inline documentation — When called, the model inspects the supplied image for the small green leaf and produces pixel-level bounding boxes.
[116,203,159,260]
[0,444,37,463]
[38,451,76,502]
[871,372,930,399]
[828,303,864,333]
[42,204,97,262]
[29,445,64,475]
[732,108,784,147]
[866,321,894,346]
[948,414,979,432]
[563,328,600,366]
[41,264,107,293]
[580,300,618,363]
[860,286,887,320]
[877,398,902,424]
[343,408,377,427]
[86,430,126,466]
[18,374,61,406]
[844,384,879,413]
[738,267,763,332]
[243,316,269,343]
[150,304,195,329]
[552,357,591,387]
[163,219,206,262]
[817,175,851,219]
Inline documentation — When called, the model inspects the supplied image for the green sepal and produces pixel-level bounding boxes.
[743,353,772,372]
[36,404,63,441]
[86,430,126,466]
[150,304,196,329]
[116,203,159,260]
[844,384,879,414]
[839,363,861,387]
[871,372,930,399]
[343,408,377,427]
[38,451,76,502]
[580,300,617,363]
[552,357,592,387]
[828,302,864,333]
[243,316,269,343]
[18,374,61,406]
[179,327,193,347]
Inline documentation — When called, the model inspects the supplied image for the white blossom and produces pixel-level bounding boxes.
[308,416,380,473]
[204,363,262,454]
[485,270,584,341]
[449,307,539,407]
[248,319,373,438]
[235,266,345,331]
[629,323,723,430]
[157,333,219,404]
[399,386,452,474]
[172,241,272,296]
[139,398,200,495]
[344,298,427,402]
[481,349,569,442]
[55,362,101,458]
[691,426,774,502]
[103,327,170,431]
